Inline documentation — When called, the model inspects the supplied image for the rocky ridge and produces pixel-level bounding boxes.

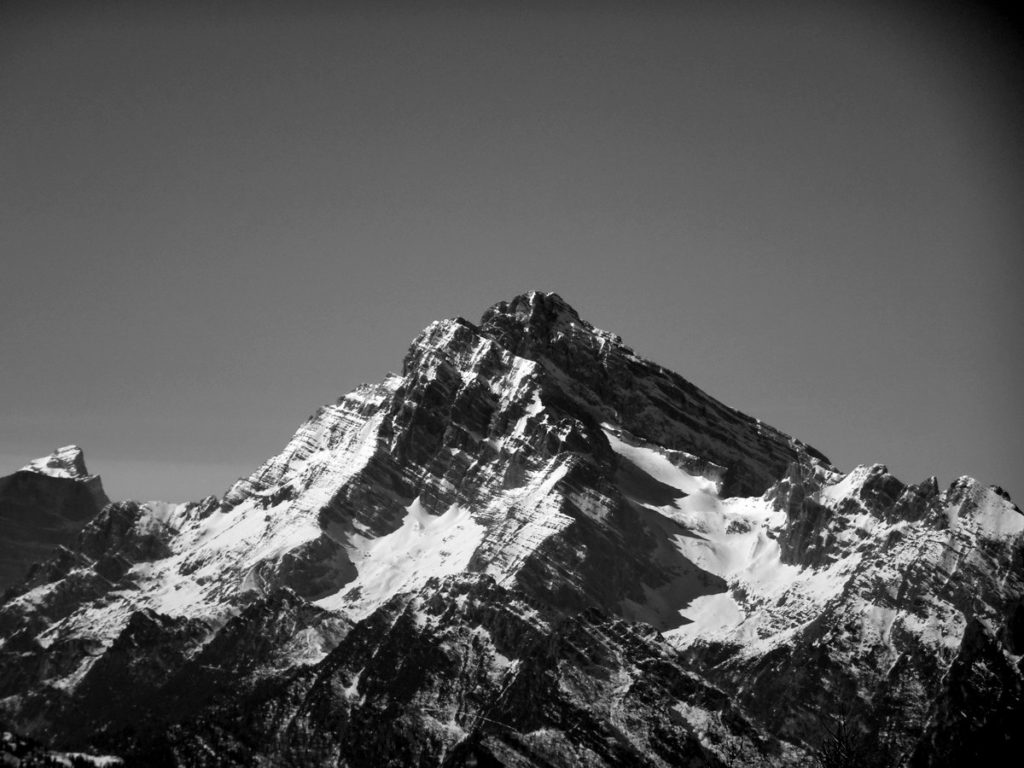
[0,292,1020,766]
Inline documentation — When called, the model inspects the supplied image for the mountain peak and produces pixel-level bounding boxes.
[482,290,583,325]
[19,445,94,481]
[2,444,109,593]
[1,294,1019,766]
[476,290,630,365]
[479,290,589,337]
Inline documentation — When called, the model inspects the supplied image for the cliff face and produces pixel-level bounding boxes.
[0,445,109,594]
[0,292,1020,767]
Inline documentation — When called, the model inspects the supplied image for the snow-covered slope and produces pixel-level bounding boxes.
[0,292,1020,767]
[19,445,99,483]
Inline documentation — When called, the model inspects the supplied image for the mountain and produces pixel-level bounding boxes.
[0,291,1020,767]
[0,445,109,594]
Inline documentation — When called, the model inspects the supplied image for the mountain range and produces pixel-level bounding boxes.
[1,291,1020,767]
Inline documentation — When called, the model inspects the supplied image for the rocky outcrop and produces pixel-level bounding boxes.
[478,292,830,496]
[0,725,122,766]
[0,445,110,594]
[683,475,1024,764]
[127,575,767,767]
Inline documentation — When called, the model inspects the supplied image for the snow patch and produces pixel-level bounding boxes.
[965,487,1024,538]
[18,445,91,480]
[602,426,718,496]
[316,498,485,620]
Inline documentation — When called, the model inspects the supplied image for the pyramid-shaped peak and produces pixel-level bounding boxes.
[479,291,589,333]
[19,445,93,480]
[476,291,630,362]
[400,292,625,382]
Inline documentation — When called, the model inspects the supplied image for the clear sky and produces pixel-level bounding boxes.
[2,1,1021,502]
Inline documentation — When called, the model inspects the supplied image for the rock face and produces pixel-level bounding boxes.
[0,292,1020,767]
[0,445,109,593]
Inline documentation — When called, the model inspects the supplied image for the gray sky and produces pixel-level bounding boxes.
[2,1,1021,502]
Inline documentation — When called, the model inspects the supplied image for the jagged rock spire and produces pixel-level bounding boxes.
[480,290,586,332]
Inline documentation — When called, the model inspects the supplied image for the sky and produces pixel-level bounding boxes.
[1,1,1021,503]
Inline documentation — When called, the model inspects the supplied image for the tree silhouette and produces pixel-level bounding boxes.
[809,709,891,768]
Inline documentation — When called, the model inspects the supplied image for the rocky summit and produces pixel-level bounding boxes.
[0,291,1020,767]
[0,445,109,595]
